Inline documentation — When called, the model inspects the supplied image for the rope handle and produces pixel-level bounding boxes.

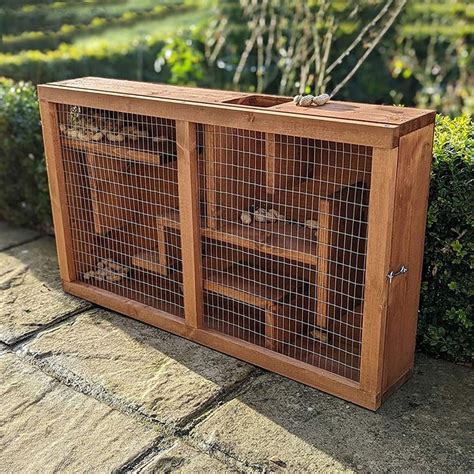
[293,93,330,107]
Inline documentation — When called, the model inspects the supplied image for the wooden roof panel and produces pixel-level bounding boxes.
[42,77,434,144]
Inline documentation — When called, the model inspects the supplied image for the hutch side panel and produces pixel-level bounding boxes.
[382,124,434,397]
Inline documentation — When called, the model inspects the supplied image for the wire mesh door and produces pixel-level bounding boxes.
[198,126,372,382]
[56,104,185,318]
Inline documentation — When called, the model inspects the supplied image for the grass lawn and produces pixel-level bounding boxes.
[9,0,185,33]
[72,8,209,48]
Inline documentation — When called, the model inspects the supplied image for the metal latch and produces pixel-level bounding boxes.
[387,265,408,284]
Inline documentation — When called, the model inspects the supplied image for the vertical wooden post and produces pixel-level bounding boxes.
[177,121,204,328]
[315,199,331,329]
[264,302,278,351]
[359,147,399,405]
[204,124,218,229]
[266,132,276,194]
[38,100,76,282]
[156,225,169,276]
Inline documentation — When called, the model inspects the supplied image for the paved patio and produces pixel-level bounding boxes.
[0,221,472,473]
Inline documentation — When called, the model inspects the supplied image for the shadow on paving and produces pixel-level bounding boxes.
[188,354,473,471]
[2,224,473,472]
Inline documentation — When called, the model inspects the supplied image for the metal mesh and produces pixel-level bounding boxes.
[55,104,371,382]
[198,126,371,381]
[57,104,184,317]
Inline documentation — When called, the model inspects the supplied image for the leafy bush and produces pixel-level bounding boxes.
[0,79,51,232]
[0,81,471,362]
[155,37,205,85]
[418,115,473,362]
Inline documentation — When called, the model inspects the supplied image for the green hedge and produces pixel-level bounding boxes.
[418,115,473,362]
[0,79,51,231]
[0,80,472,362]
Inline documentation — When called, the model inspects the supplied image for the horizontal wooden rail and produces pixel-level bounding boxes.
[38,85,399,148]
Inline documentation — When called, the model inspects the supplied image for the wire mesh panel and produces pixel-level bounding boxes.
[198,126,371,381]
[56,104,185,317]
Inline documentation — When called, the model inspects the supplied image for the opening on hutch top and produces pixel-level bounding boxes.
[224,95,292,108]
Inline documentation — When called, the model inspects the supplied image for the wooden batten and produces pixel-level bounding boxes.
[177,121,204,329]
[39,79,435,411]
[359,147,399,403]
[38,85,400,149]
[315,199,332,329]
[265,132,276,194]
[204,124,219,230]
[39,100,76,282]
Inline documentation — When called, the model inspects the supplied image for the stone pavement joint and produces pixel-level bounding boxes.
[17,342,175,431]
[176,368,264,435]
[0,234,42,253]
[0,237,91,344]
[10,305,90,349]
[115,439,172,473]
[16,308,257,432]
[128,439,242,473]
[0,351,162,472]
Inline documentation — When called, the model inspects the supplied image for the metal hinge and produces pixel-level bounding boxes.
[387,265,408,284]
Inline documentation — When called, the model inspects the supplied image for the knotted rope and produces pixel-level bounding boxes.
[293,93,330,107]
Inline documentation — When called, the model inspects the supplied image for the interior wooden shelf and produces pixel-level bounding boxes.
[154,210,318,266]
[62,136,165,164]
[203,263,299,309]
[131,249,166,275]
[215,220,318,265]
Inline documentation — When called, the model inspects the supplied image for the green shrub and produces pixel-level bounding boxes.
[0,79,51,232]
[155,37,205,85]
[418,114,473,363]
[0,81,471,362]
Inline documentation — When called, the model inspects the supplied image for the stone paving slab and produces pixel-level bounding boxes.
[19,308,254,427]
[191,354,474,472]
[0,237,90,344]
[134,440,237,473]
[0,350,162,473]
[0,221,39,251]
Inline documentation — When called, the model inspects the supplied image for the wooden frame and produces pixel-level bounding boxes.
[38,78,435,410]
